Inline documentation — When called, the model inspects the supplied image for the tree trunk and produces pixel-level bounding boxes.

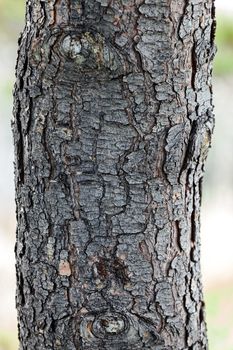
[13,1,216,349]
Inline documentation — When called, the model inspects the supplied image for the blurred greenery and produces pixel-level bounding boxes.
[0,330,18,350]
[214,15,233,75]
[0,0,25,38]
[206,283,233,350]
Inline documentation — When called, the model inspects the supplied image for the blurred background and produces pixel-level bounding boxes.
[0,0,232,349]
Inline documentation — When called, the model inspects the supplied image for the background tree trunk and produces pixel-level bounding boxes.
[13,1,216,349]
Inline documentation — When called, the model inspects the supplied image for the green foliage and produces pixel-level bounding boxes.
[214,16,233,75]
[216,17,233,47]
[0,0,25,20]
[0,331,18,350]
[206,283,233,350]
[0,0,25,38]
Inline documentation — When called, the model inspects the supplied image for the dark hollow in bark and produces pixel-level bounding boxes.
[13,1,216,349]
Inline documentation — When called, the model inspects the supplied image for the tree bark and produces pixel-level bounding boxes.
[13,1,216,349]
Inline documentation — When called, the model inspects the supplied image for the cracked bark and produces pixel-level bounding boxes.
[13,0,216,349]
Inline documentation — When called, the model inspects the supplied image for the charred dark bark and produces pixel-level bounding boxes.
[13,1,216,349]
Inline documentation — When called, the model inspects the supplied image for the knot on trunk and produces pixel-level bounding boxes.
[60,32,131,78]
[92,312,128,338]
[80,311,164,348]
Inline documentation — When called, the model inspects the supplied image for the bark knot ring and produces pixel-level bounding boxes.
[92,312,128,338]
[61,35,82,59]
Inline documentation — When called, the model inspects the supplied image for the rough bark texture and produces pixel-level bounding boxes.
[13,1,216,349]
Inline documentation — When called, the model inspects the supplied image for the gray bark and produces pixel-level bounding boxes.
[13,0,216,349]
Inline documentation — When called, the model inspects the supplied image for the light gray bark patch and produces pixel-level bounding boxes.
[156,224,171,261]
[164,123,191,185]
[155,281,176,317]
